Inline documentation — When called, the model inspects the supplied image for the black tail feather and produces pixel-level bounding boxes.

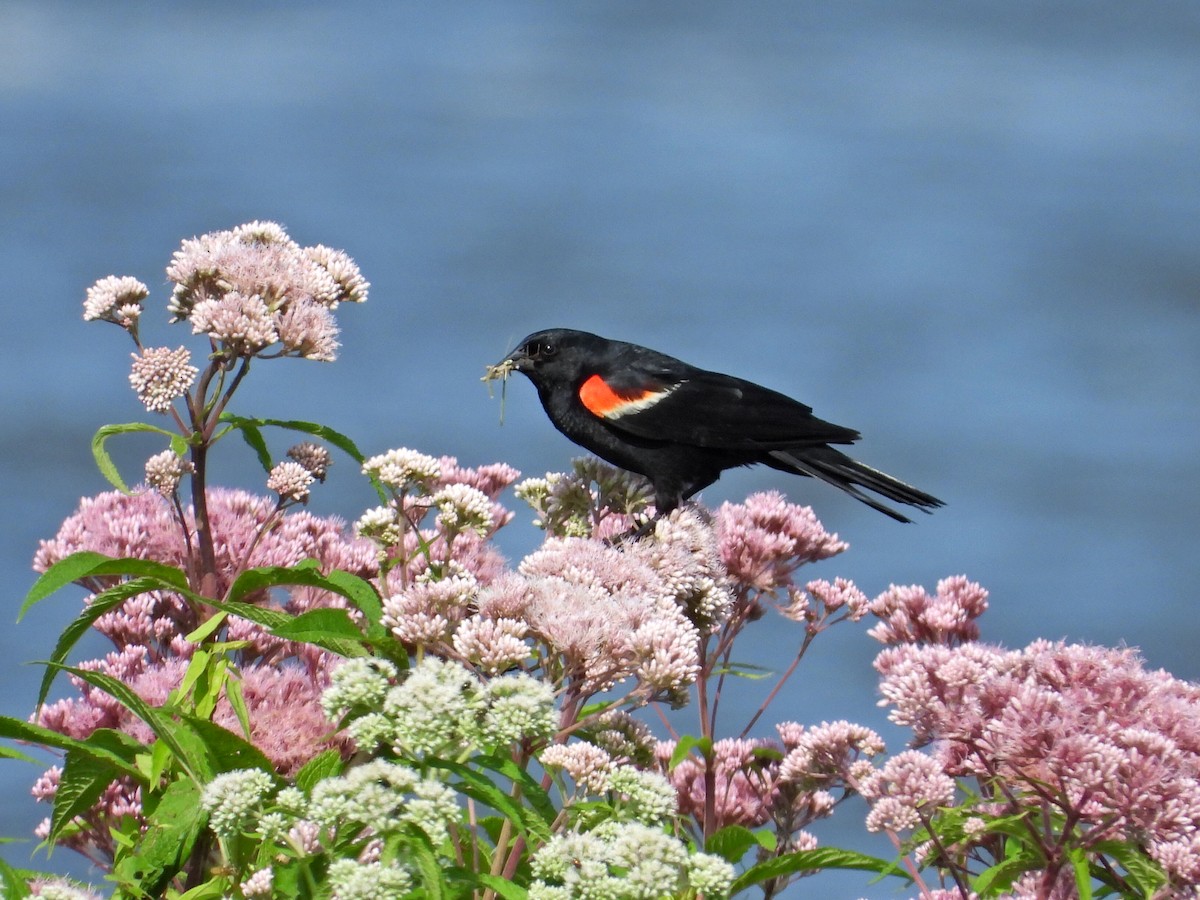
[766,446,944,523]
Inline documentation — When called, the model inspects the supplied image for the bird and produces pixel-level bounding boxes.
[493,328,943,524]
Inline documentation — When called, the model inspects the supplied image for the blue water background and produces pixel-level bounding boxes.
[2,2,1198,896]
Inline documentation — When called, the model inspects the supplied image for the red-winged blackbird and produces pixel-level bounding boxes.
[497,328,943,523]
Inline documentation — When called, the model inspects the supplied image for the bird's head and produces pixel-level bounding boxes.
[499,328,602,386]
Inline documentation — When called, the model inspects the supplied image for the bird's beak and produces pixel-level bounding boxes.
[500,346,532,372]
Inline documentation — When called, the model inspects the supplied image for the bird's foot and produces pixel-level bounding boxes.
[606,514,659,547]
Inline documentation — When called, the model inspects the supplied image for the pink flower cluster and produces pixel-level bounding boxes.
[396,526,710,700]
[714,491,848,592]
[659,719,885,844]
[163,221,368,361]
[868,575,989,646]
[874,637,1200,886]
[30,487,380,857]
[35,488,377,659]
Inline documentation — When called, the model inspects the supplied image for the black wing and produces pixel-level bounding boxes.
[585,351,860,450]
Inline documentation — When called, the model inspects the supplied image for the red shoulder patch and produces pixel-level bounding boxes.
[579,374,674,418]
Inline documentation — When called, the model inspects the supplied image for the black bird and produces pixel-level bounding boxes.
[496,328,942,523]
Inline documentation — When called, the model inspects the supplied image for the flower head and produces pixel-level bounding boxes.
[287,442,333,481]
[362,447,442,494]
[200,768,275,837]
[267,460,315,504]
[84,275,148,327]
[861,750,956,832]
[716,492,847,592]
[128,346,197,413]
[144,450,192,497]
[165,221,362,361]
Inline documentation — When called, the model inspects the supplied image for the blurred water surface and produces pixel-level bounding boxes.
[2,2,1198,895]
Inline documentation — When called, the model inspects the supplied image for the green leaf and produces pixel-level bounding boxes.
[427,758,552,845]
[705,825,761,863]
[711,660,774,679]
[1069,845,1094,900]
[1093,839,1167,897]
[20,551,191,621]
[177,715,276,776]
[225,418,273,472]
[406,829,449,900]
[225,563,380,618]
[273,607,365,641]
[225,672,252,740]
[972,852,1036,895]
[668,734,712,771]
[34,576,170,709]
[731,847,895,894]
[294,748,344,794]
[49,664,209,782]
[219,415,369,465]
[49,746,121,843]
[92,422,180,492]
[0,857,32,900]
[472,873,529,900]
[175,879,232,900]
[0,717,143,780]
[323,568,385,625]
[115,777,207,897]
[473,754,558,828]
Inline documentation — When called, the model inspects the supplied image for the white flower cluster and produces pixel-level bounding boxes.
[529,821,734,900]
[325,858,412,900]
[83,275,148,327]
[361,447,441,493]
[321,656,558,757]
[308,758,456,845]
[267,460,315,503]
[320,659,398,721]
[431,483,495,536]
[200,768,275,838]
[353,505,404,548]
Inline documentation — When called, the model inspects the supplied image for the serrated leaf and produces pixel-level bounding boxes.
[972,852,1035,895]
[272,607,365,641]
[226,418,273,472]
[0,856,32,900]
[118,777,206,896]
[427,758,551,844]
[473,754,557,827]
[294,748,344,793]
[712,660,775,679]
[50,664,209,782]
[92,422,180,492]
[731,847,894,893]
[1093,839,1167,896]
[407,829,449,900]
[323,568,384,624]
[50,746,121,843]
[177,715,275,776]
[1069,845,1094,900]
[472,873,529,900]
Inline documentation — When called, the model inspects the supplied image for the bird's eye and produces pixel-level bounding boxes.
[534,340,556,358]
